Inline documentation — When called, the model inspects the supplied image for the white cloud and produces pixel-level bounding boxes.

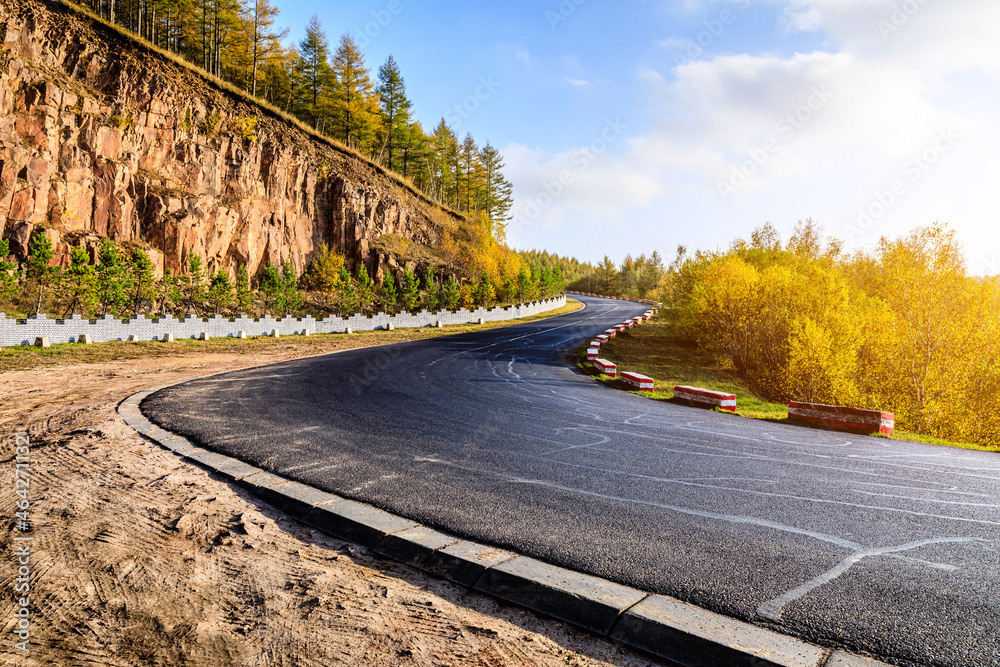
[508,0,1000,267]
[563,76,592,88]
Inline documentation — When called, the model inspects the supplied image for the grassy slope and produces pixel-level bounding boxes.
[584,312,999,454]
[0,299,583,373]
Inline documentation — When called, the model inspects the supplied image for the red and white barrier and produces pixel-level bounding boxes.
[596,334,610,344]
[788,402,895,437]
[604,329,617,339]
[621,372,654,392]
[594,358,617,377]
[589,340,601,349]
[586,347,600,361]
[673,386,737,412]
[615,324,627,333]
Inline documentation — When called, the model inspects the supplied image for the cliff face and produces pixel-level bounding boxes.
[0,0,457,279]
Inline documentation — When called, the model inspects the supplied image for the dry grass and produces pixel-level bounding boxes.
[584,314,1000,454]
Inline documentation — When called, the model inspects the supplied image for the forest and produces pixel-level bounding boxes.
[667,221,999,445]
[70,0,514,220]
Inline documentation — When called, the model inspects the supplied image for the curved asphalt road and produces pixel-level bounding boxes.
[143,296,1000,667]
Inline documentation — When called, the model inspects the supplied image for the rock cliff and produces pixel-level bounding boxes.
[0,0,460,279]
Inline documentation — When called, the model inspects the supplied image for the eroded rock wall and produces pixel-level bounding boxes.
[0,0,455,279]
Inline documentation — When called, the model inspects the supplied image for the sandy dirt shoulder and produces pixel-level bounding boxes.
[0,331,659,666]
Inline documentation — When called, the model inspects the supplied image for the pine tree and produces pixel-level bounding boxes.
[61,244,96,317]
[183,255,207,315]
[480,142,513,222]
[421,268,440,311]
[129,246,157,317]
[376,55,411,171]
[25,233,58,316]
[0,239,18,309]
[259,263,283,316]
[459,133,483,214]
[247,0,287,97]
[96,238,131,317]
[442,275,460,309]
[236,264,254,314]
[379,271,398,313]
[356,264,374,314]
[281,260,304,314]
[400,266,419,311]
[331,33,380,151]
[208,269,234,314]
[292,16,335,130]
[336,265,357,315]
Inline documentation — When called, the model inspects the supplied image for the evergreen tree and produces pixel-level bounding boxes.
[129,246,157,317]
[61,244,96,317]
[376,55,411,171]
[208,269,234,314]
[259,262,283,316]
[400,266,419,311]
[379,270,398,313]
[516,266,533,304]
[331,33,380,151]
[0,239,18,309]
[421,268,440,311]
[356,264,374,314]
[96,238,130,317]
[182,255,207,314]
[25,233,58,316]
[479,142,513,222]
[442,275,460,309]
[336,265,357,315]
[292,16,335,130]
[459,133,483,214]
[247,0,287,97]
[281,260,304,314]
[236,264,254,314]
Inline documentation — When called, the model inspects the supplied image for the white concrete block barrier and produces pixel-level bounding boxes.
[587,347,600,361]
[673,386,737,412]
[604,329,617,339]
[0,297,566,347]
[595,334,609,344]
[621,372,654,392]
[594,358,617,377]
[788,401,895,437]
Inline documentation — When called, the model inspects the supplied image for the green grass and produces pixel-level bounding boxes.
[581,315,999,454]
[0,298,584,374]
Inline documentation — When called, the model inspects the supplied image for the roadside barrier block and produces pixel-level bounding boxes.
[788,401,895,437]
[594,358,617,377]
[34,336,50,348]
[200,332,210,341]
[596,334,609,344]
[674,386,737,412]
[615,324,627,332]
[604,329,617,339]
[586,347,600,361]
[621,372,654,392]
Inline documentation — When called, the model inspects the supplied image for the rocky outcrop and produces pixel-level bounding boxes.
[0,0,459,279]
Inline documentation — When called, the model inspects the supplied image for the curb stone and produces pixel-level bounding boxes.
[118,390,894,667]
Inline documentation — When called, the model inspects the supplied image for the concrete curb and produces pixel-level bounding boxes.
[118,394,894,667]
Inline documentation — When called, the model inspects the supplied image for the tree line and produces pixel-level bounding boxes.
[667,220,1000,445]
[74,0,513,220]
[563,251,669,302]
[0,233,563,320]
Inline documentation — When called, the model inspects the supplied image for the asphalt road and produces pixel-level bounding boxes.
[143,296,1000,667]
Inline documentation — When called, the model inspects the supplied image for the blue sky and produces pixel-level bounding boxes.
[275,1,1000,272]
